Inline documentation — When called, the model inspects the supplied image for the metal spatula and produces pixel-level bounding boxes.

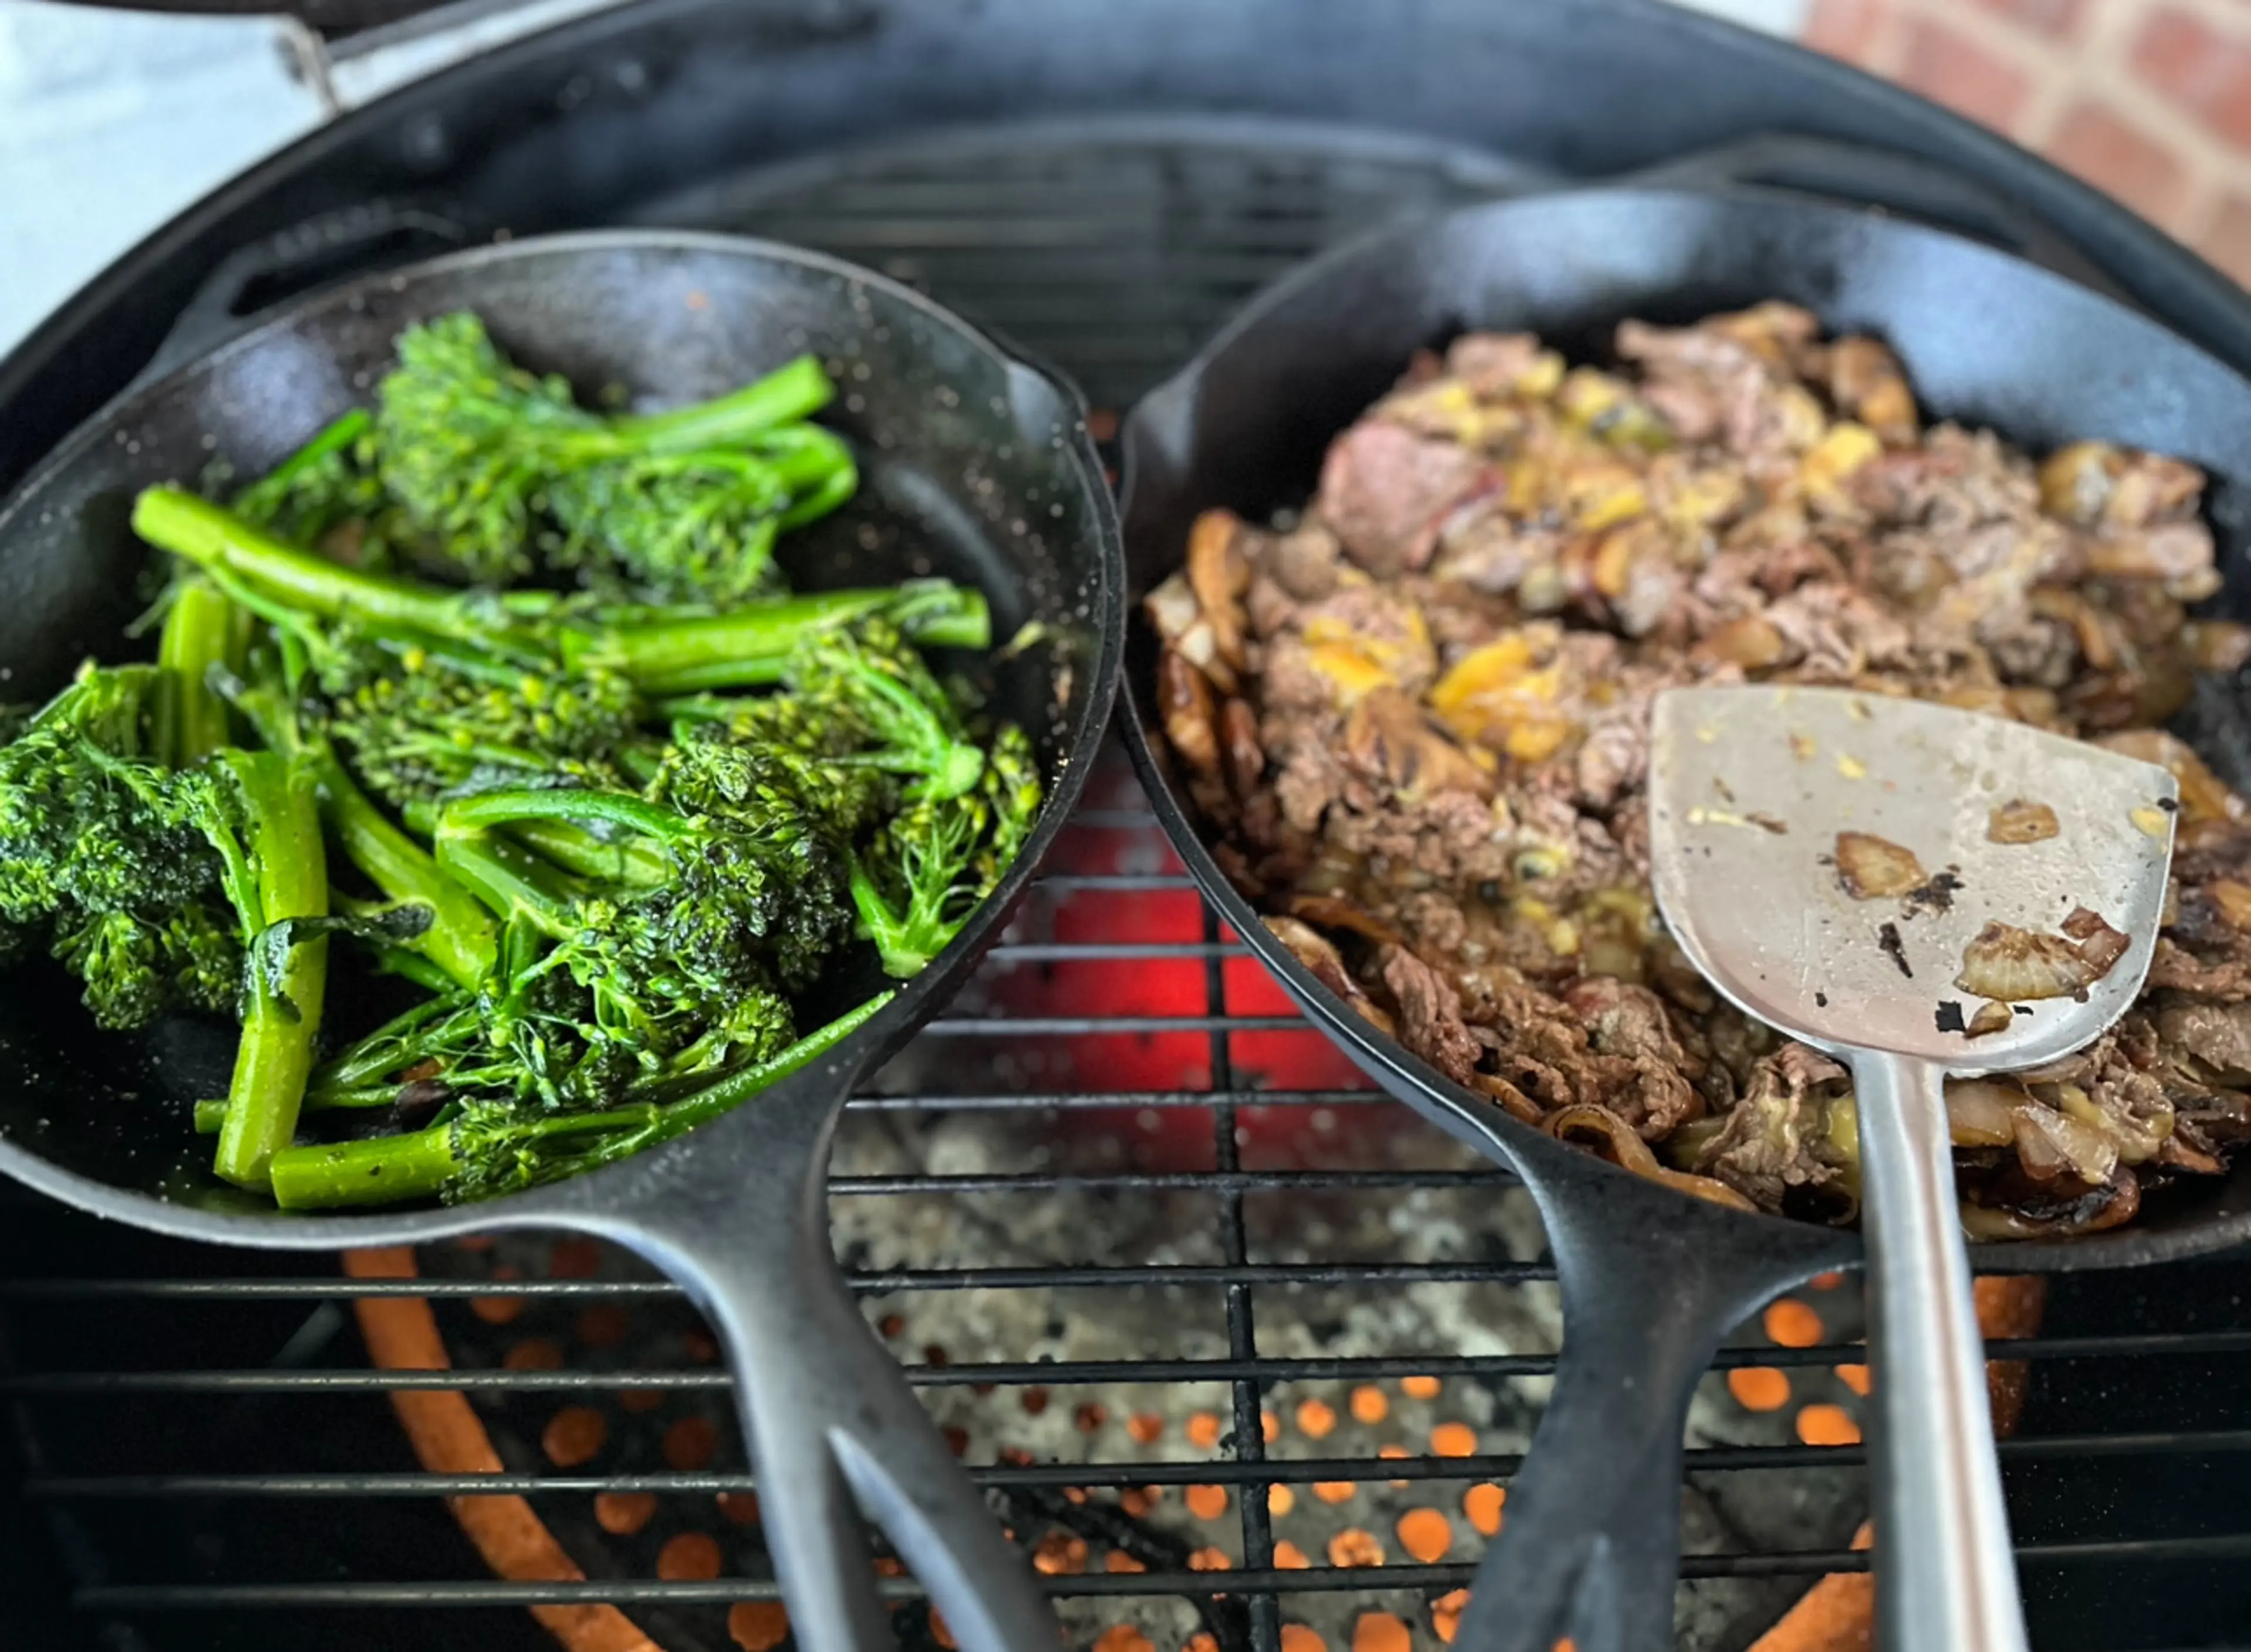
[1648,684,2179,1652]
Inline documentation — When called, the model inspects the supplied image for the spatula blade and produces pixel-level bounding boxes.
[1648,686,2178,1072]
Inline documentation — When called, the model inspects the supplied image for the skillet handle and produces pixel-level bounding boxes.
[580,1081,1054,1652]
[1624,134,2130,304]
[1453,1172,1849,1652]
[137,199,479,388]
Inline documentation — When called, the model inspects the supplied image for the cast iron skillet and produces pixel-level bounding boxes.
[0,231,1125,1652]
[1118,145,2251,1652]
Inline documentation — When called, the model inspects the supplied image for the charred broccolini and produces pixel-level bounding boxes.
[0,314,1038,1208]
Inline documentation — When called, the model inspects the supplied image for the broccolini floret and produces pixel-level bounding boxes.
[376,313,852,599]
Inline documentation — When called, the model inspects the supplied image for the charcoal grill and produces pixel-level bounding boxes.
[5,2,2251,1648]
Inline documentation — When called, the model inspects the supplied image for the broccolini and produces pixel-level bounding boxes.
[0,312,1036,1208]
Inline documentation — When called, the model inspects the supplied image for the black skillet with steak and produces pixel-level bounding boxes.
[1147,301,2251,1239]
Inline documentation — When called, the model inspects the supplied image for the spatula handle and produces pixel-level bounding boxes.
[1854,1052,2030,1652]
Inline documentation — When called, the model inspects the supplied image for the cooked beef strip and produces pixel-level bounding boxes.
[1154,303,2251,1234]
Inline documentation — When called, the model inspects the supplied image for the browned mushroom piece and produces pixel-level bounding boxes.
[1260,915,1396,1038]
[1342,686,1495,803]
[1186,508,1252,673]
[1218,696,1265,802]
[1156,646,1220,776]
[1822,333,1919,444]
[1284,894,1409,949]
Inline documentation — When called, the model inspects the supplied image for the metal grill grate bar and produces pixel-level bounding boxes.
[0,1259,1562,1299]
[10,1334,2248,1392]
[29,1429,2251,1500]
[64,1532,2251,1612]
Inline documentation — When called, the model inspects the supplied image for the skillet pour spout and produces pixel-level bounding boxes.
[0,231,1126,1652]
[1117,180,2251,1652]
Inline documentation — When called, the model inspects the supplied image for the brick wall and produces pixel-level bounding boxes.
[1801,0,2251,286]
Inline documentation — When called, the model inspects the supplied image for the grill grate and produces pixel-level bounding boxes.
[5,124,2251,1652]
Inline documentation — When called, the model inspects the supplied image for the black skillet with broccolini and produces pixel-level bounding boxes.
[0,314,1036,1208]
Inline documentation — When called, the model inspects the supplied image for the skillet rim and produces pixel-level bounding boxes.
[1117,182,2251,1275]
[0,226,1128,1246]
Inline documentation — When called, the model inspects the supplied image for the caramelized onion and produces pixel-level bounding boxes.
[1955,908,2127,1002]
[2183,621,2251,674]
[1699,614,1787,670]
[1144,571,1237,694]
[2050,1081,2173,1165]
[1945,1079,2020,1146]
[1961,1167,2141,1240]
[1966,1000,2015,1038]
[2094,729,2243,825]
[1987,799,2059,845]
[1543,1104,1760,1212]
[1468,1071,1544,1126]
[2206,878,2251,931]
[2062,906,2131,973]
[2009,1101,2119,1187]
[1834,831,1926,899]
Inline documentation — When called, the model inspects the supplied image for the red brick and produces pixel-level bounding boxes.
[1897,16,2034,132]
[2196,193,2251,289]
[1968,0,2086,38]
[1804,0,1886,61]
[2134,7,2251,150]
[2046,99,2193,225]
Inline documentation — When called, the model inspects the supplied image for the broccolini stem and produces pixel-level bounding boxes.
[439,786,694,847]
[577,581,991,694]
[134,489,539,650]
[267,1113,488,1208]
[311,989,477,1095]
[236,683,498,989]
[752,426,859,529]
[368,941,458,994]
[433,826,586,937]
[264,988,892,1208]
[155,581,234,764]
[607,355,834,452]
[211,751,329,1191]
[230,410,370,521]
[640,987,893,1148]
[504,817,672,888]
[137,489,985,693]
[195,1084,400,1133]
